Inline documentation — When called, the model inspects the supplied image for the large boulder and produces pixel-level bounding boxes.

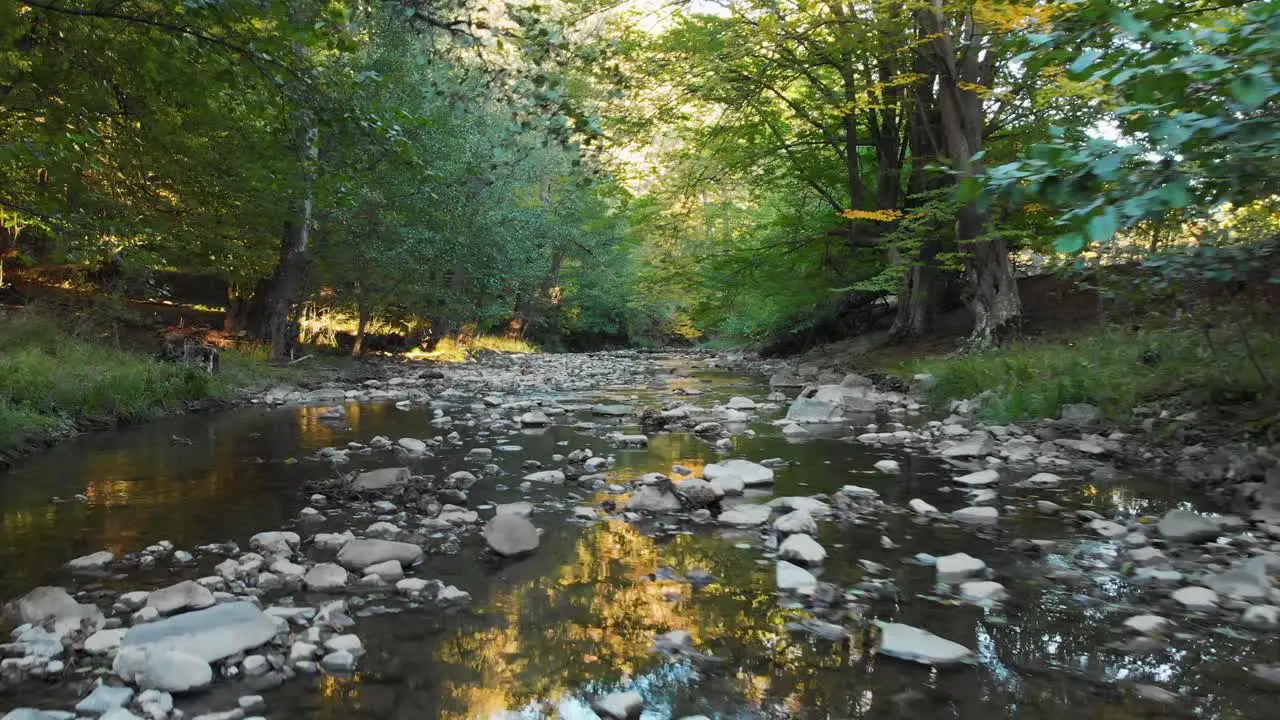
[113,647,213,693]
[785,397,842,423]
[117,602,277,664]
[146,581,215,616]
[3,586,103,639]
[336,539,423,571]
[703,459,774,487]
[351,467,409,492]
[673,479,721,508]
[1157,509,1220,542]
[482,515,540,557]
[940,431,996,458]
[626,486,682,513]
[874,622,974,666]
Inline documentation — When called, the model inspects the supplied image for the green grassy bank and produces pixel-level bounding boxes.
[0,312,282,460]
[899,320,1280,428]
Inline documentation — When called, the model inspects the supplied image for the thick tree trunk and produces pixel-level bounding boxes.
[352,288,369,357]
[918,2,1020,349]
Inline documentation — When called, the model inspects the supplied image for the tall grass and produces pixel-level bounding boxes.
[0,312,216,455]
[902,321,1280,424]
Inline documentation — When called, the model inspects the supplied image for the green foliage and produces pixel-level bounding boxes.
[904,319,1280,424]
[985,0,1280,253]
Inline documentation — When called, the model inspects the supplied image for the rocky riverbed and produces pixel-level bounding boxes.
[2,350,1279,719]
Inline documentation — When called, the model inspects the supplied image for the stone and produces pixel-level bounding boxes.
[1171,586,1218,610]
[303,563,349,591]
[873,459,901,474]
[397,437,428,453]
[363,560,404,581]
[936,553,986,580]
[113,647,213,693]
[672,479,720,508]
[241,655,269,676]
[1015,472,1062,488]
[116,591,150,611]
[145,581,214,616]
[703,459,774,487]
[1242,605,1280,628]
[396,578,430,595]
[614,434,649,448]
[625,486,682,513]
[324,634,363,654]
[75,684,135,714]
[959,581,1008,603]
[249,531,299,556]
[1035,500,1064,514]
[941,431,995,458]
[775,561,817,594]
[117,601,277,663]
[4,586,103,639]
[874,622,974,666]
[950,506,998,524]
[321,650,356,672]
[785,397,842,423]
[482,515,540,557]
[289,642,318,662]
[1157,509,1220,542]
[952,469,999,487]
[1059,403,1100,426]
[365,521,402,538]
[908,498,938,515]
[1090,520,1128,538]
[1127,546,1165,563]
[1202,560,1270,600]
[518,411,550,426]
[718,504,772,526]
[336,539,423,571]
[1123,615,1169,634]
[84,628,127,655]
[777,534,826,565]
[438,585,471,604]
[727,396,756,410]
[238,695,265,712]
[523,470,565,484]
[840,485,880,499]
[768,496,832,517]
[591,691,645,720]
[707,474,745,496]
[773,509,817,536]
[313,532,354,551]
[351,467,409,492]
[67,551,115,571]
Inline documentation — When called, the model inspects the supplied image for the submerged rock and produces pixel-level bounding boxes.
[350,467,409,492]
[874,622,974,666]
[482,515,540,557]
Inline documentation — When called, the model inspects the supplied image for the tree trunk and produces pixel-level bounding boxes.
[918,2,1020,349]
[353,292,369,357]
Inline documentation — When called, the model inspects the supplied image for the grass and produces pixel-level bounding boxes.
[0,311,315,459]
[405,334,538,363]
[899,317,1280,425]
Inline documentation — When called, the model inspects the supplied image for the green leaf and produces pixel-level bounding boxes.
[1230,75,1271,110]
[1163,180,1191,208]
[1055,233,1085,254]
[1069,49,1103,75]
[1086,207,1118,244]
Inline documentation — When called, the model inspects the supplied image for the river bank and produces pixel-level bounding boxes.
[2,349,1279,719]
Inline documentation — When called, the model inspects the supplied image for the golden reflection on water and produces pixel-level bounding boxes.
[431,520,859,719]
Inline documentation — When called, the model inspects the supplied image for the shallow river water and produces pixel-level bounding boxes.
[2,363,1278,719]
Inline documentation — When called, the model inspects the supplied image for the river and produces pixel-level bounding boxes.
[1,355,1277,719]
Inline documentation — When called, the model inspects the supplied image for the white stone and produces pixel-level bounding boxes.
[703,459,774,486]
[840,485,880,499]
[936,553,986,580]
[773,509,817,536]
[523,470,565,484]
[336,539,422,571]
[775,561,817,594]
[1242,605,1280,628]
[707,474,745,496]
[323,634,363,654]
[303,563,349,590]
[1123,615,1169,634]
[495,501,534,517]
[873,459,901,474]
[395,578,429,595]
[67,551,115,570]
[959,581,1007,603]
[951,506,999,524]
[777,534,826,565]
[289,642,318,663]
[1016,472,1062,488]
[625,486,681,513]
[952,469,999,487]
[351,467,409,492]
[84,628,127,655]
[145,581,214,615]
[249,531,299,556]
[117,601,277,664]
[75,684,134,714]
[482,515,540,556]
[397,437,428,453]
[6,587,104,639]
[1157,509,1219,542]
[363,559,404,581]
[320,650,357,672]
[312,532,354,551]
[591,691,645,719]
[909,499,938,515]
[718,504,772,526]
[1172,586,1218,610]
[241,655,269,676]
[1090,520,1128,538]
[113,647,213,693]
[874,622,974,665]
